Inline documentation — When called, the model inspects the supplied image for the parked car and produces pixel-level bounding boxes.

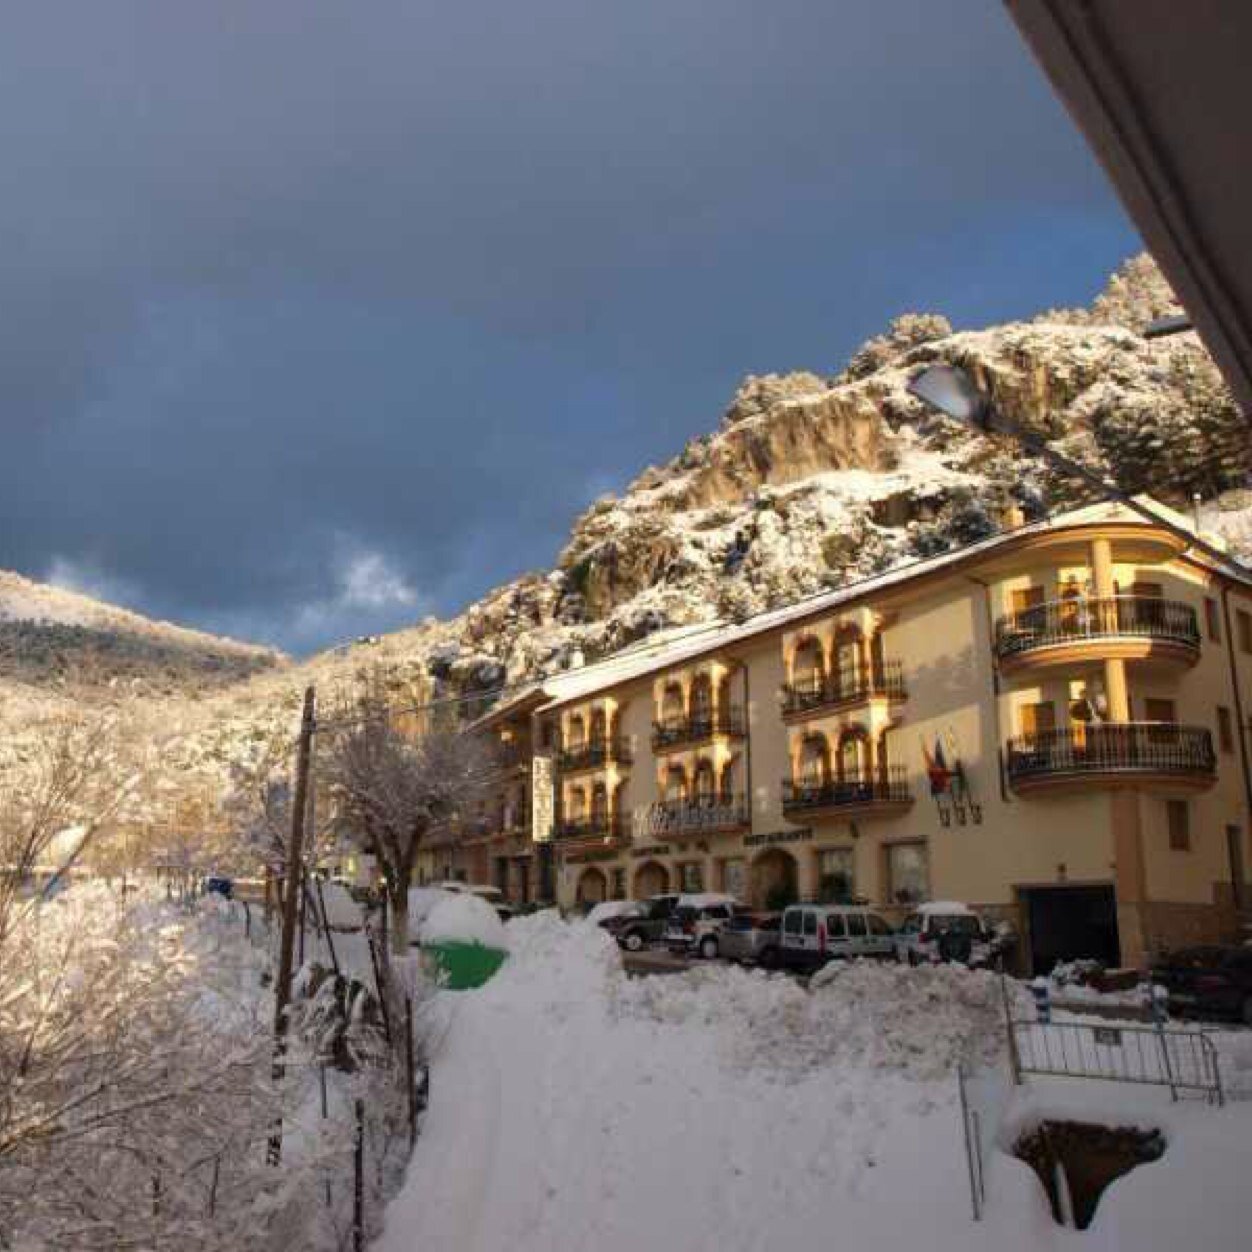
[893,902,996,967]
[600,894,680,951]
[778,903,896,972]
[1151,945,1252,1024]
[204,875,234,899]
[665,894,738,958]
[718,910,782,967]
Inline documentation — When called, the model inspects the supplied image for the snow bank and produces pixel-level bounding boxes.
[421,893,508,950]
[584,899,638,926]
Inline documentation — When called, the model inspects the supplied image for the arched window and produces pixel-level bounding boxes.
[693,759,716,804]
[661,683,685,727]
[799,734,829,786]
[838,728,869,781]
[588,707,607,748]
[719,759,738,802]
[567,715,586,749]
[690,674,713,726]
[568,786,587,820]
[793,638,824,693]
[834,626,861,692]
[664,766,687,803]
[591,782,609,825]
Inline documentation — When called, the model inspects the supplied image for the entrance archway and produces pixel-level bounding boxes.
[749,847,799,909]
[634,859,670,899]
[575,866,608,904]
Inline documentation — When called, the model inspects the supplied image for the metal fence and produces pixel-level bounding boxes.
[1010,1017,1224,1104]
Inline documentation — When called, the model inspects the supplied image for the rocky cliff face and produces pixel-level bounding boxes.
[3,254,1249,802]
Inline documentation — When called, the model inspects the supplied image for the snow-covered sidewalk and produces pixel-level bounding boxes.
[376,914,1252,1252]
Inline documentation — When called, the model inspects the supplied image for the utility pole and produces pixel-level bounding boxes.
[267,684,316,1165]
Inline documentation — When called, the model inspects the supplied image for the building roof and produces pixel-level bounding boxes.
[1006,0,1252,417]
[482,498,1248,722]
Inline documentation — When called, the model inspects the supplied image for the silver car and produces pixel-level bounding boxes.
[718,910,783,967]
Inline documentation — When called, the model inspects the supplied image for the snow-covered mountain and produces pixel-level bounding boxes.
[4,253,1250,802]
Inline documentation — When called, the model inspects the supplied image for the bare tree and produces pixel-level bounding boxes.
[323,681,495,951]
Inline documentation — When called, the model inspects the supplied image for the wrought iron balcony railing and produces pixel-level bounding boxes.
[1005,724,1215,785]
[556,738,632,772]
[780,660,905,717]
[651,706,747,750]
[994,595,1199,661]
[552,814,627,844]
[781,766,911,813]
[636,794,750,839]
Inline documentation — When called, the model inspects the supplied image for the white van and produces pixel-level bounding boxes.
[778,904,896,972]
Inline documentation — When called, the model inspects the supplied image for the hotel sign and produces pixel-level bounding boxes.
[532,753,555,842]
[743,827,812,849]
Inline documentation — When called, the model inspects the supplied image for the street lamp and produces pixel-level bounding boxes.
[905,361,1237,570]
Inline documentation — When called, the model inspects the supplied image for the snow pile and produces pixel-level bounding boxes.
[584,899,638,926]
[421,893,508,950]
[614,960,1013,1080]
[318,881,365,930]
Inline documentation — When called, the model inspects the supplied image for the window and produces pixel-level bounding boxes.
[817,848,855,902]
[783,910,803,936]
[611,868,626,899]
[823,912,845,937]
[1167,800,1191,852]
[680,862,704,893]
[1239,610,1252,655]
[1010,585,1045,616]
[845,913,867,938]
[1204,597,1221,642]
[722,859,746,899]
[1020,701,1056,741]
[802,910,818,937]
[1218,706,1235,753]
[886,843,929,905]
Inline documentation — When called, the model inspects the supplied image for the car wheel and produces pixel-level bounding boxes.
[758,946,779,970]
[622,931,644,953]
[699,936,719,960]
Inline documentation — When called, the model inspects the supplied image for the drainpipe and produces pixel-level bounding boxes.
[1220,587,1252,903]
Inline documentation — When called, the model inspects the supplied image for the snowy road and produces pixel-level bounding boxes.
[374,917,1252,1252]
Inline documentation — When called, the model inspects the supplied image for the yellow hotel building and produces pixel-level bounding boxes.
[458,500,1252,973]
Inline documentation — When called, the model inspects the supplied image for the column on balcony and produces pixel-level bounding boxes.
[1091,537,1131,722]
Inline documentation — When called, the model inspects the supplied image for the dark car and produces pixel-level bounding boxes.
[600,894,679,952]
[1151,945,1252,1023]
[204,875,234,899]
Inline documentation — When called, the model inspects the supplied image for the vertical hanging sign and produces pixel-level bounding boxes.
[532,752,555,842]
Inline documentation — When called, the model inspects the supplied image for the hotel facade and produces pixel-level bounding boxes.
[433,502,1252,973]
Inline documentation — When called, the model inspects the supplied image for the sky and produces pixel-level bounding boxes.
[0,0,1141,655]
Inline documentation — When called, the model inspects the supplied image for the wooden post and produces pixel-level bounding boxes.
[268,685,316,1166]
[353,1098,365,1252]
[315,878,341,979]
[405,995,417,1147]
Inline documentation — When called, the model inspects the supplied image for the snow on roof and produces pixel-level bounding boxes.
[485,497,1249,722]
[918,901,974,915]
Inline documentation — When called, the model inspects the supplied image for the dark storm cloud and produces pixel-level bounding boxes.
[0,0,1138,652]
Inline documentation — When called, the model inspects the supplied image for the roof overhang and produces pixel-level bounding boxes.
[1006,0,1252,415]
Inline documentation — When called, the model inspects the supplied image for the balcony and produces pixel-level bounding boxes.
[994,596,1200,674]
[1006,724,1216,794]
[651,706,747,751]
[780,661,906,721]
[556,738,632,774]
[637,794,751,840]
[552,813,628,849]
[781,766,912,819]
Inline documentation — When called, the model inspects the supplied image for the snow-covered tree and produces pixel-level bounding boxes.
[323,677,495,951]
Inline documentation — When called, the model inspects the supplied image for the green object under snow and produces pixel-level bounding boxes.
[423,939,508,989]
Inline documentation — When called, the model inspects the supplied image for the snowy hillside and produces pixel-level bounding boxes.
[5,253,1252,808]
